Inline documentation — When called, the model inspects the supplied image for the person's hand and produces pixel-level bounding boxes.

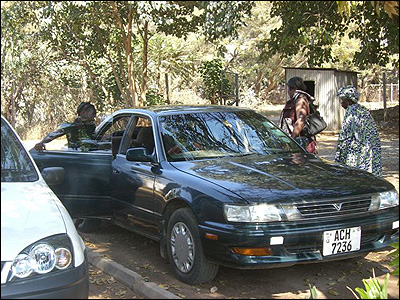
[34,142,46,152]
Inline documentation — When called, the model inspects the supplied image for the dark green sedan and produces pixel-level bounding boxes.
[30,106,399,285]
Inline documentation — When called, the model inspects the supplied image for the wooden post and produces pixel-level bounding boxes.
[235,73,239,106]
[11,96,15,128]
[165,73,170,105]
[382,72,387,122]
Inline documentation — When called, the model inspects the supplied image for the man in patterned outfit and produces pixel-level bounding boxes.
[35,102,97,151]
[335,85,382,177]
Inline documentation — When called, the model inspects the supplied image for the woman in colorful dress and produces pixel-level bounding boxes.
[335,85,382,177]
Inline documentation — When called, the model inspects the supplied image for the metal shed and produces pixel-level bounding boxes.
[285,67,358,131]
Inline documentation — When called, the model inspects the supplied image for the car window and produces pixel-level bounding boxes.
[1,118,39,182]
[119,116,154,155]
[159,110,303,161]
[98,116,131,142]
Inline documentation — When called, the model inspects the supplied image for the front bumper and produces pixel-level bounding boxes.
[199,208,399,269]
[1,252,89,299]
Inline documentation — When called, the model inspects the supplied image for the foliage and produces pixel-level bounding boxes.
[197,1,255,42]
[1,1,253,136]
[199,59,232,104]
[2,0,398,139]
[388,241,399,284]
[308,284,318,299]
[347,269,389,299]
[145,88,164,106]
[267,1,399,69]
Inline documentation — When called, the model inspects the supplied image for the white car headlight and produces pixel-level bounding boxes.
[31,244,56,274]
[370,190,399,211]
[9,235,73,281]
[223,204,301,222]
[11,254,34,279]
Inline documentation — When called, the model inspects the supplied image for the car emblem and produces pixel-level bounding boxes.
[332,203,343,211]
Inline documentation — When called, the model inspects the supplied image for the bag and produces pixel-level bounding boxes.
[301,99,327,137]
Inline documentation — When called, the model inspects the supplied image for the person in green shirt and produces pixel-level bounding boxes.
[35,102,97,151]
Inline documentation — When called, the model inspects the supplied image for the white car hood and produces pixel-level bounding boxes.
[1,180,66,261]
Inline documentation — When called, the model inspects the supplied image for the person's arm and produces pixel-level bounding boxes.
[291,95,309,138]
[34,127,67,151]
[334,108,355,162]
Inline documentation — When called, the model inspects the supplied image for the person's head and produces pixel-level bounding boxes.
[337,85,360,109]
[287,77,307,98]
[77,102,96,122]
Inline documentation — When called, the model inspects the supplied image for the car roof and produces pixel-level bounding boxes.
[114,105,252,116]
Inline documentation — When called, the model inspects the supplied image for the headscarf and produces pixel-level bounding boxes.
[337,85,360,103]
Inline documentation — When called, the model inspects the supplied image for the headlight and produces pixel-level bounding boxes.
[370,190,399,211]
[9,234,73,281]
[223,204,302,222]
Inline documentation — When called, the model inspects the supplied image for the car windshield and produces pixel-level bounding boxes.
[1,118,39,182]
[159,110,303,161]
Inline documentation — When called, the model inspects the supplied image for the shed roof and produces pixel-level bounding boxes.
[284,67,358,74]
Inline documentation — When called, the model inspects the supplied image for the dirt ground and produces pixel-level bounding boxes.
[88,264,144,299]
[81,126,399,299]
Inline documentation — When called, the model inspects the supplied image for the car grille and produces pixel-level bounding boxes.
[295,195,372,219]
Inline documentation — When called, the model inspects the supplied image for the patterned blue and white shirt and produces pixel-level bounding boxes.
[335,104,382,177]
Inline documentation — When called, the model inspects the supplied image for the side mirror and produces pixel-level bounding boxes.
[42,167,65,186]
[126,147,154,163]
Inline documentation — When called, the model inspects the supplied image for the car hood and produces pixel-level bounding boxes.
[170,152,393,204]
[1,180,66,261]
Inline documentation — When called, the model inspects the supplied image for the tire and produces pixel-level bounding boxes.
[166,208,219,285]
[75,218,102,233]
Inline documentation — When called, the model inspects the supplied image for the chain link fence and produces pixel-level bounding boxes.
[360,83,399,103]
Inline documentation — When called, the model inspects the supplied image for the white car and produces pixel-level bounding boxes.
[1,115,89,298]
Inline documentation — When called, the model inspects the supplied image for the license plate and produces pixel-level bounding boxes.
[323,227,361,256]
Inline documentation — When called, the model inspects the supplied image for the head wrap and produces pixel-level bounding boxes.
[337,85,360,103]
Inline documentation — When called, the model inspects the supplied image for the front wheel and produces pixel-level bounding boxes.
[166,208,219,285]
[74,218,101,233]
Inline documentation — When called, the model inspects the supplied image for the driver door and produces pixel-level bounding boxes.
[29,113,132,218]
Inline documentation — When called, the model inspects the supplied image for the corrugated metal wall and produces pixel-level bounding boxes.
[285,68,357,131]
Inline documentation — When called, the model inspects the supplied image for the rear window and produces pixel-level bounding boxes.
[1,118,39,182]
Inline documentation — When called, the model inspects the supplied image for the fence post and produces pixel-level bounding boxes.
[382,72,387,122]
[390,83,393,103]
[235,74,239,106]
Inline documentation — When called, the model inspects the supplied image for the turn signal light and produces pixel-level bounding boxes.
[232,247,273,256]
[205,233,218,240]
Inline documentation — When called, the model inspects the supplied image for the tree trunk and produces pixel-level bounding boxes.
[140,20,149,107]
[255,70,263,96]
[117,44,130,107]
[95,26,127,105]
[111,2,136,107]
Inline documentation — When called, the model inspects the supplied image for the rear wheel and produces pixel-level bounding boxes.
[166,208,219,284]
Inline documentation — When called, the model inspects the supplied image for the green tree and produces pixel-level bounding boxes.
[200,59,232,104]
[266,1,399,69]
[37,1,255,107]
[1,1,82,135]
